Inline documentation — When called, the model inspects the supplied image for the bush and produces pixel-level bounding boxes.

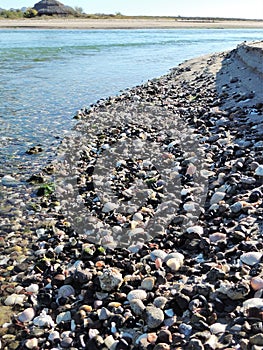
[23,8,38,18]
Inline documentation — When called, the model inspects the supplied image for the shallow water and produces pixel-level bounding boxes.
[0,28,262,176]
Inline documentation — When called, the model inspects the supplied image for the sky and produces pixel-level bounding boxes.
[1,0,263,20]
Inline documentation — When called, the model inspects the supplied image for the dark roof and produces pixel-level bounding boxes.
[33,0,75,16]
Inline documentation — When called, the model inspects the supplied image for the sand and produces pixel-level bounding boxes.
[0,17,263,29]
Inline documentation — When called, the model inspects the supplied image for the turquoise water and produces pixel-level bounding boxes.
[0,28,262,175]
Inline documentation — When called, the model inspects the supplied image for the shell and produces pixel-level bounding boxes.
[17,307,35,323]
[240,252,262,266]
[251,276,263,291]
[4,294,26,306]
[58,285,75,298]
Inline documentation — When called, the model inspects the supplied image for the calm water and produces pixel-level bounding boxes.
[0,28,263,176]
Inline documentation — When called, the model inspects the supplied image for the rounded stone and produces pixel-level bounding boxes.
[130,299,146,316]
[145,306,164,329]
[99,267,123,291]
[127,289,147,301]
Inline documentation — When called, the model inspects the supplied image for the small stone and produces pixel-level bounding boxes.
[240,252,262,266]
[141,277,156,291]
[251,276,263,291]
[187,339,204,350]
[99,268,123,291]
[17,307,35,323]
[130,299,146,316]
[102,202,118,213]
[230,201,243,213]
[104,335,119,349]
[157,329,172,343]
[210,323,227,334]
[186,226,204,235]
[210,191,225,205]
[209,232,226,243]
[61,337,73,348]
[145,306,164,329]
[166,256,183,271]
[153,296,168,309]
[178,323,192,337]
[255,165,263,176]
[150,249,167,261]
[56,311,71,324]
[127,289,147,301]
[25,338,38,349]
[99,307,112,320]
[250,334,263,346]
[153,344,170,350]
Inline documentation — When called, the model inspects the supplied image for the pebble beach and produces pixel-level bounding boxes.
[0,40,263,350]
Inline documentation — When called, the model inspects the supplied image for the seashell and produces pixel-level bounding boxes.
[25,284,39,294]
[209,232,226,243]
[33,310,55,328]
[127,289,147,301]
[25,338,38,349]
[56,311,71,324]
[4,293,26,306]
[58,285,75,299]
[240,252,262,266]
[251,276,263,291]
[150,249,167,262]
[18,307,35,323]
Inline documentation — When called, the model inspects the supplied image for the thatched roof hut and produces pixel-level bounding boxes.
[33,0,75,16]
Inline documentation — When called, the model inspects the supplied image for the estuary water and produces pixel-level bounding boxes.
[0,28,263,176]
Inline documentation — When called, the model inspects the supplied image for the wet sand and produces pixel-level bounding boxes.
[0,17,263,29]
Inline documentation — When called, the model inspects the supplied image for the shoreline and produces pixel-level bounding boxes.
[0,18,263,29]
[1,42,263,349]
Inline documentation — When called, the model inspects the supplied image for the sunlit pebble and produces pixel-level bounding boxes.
[17,307,35,323]
[155,258,162,269]
[25,338,38,349]
[58,285,75,298]
[240,252,262,266]
[4,294,25,306]
[147,333,158,343]
[251,276,263,291]
[209,232,227,243]
[186,163,197,175]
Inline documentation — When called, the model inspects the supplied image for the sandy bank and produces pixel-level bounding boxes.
[0,17,263,29]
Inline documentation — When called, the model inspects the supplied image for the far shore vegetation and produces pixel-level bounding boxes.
[0,7,262,22]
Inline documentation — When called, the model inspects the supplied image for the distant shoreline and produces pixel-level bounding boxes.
[1,18,263,29]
